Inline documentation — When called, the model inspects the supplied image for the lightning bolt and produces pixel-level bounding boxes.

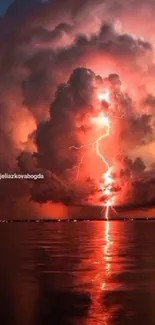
[69,90,120,220]
[70,90,125,220]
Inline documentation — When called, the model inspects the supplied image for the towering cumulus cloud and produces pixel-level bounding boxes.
[0,0,155,218]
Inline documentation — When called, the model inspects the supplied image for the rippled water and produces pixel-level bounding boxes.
[0,221,155,325]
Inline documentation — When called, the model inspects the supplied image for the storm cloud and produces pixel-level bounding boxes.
[1,0,155,217]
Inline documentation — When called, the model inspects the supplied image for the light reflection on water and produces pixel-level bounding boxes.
[0,221,155,325]
[85,221,122,325]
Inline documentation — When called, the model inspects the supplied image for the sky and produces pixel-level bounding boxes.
[0,0,13,15]
[0,0,155,219]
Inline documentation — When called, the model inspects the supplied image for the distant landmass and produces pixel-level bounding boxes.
[0,217,154,222]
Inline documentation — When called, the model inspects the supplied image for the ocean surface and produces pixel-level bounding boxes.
[1,220,155,325]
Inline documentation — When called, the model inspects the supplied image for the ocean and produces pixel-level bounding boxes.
[0,220,155,325]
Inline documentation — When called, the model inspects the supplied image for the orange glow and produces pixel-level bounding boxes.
[90,113,109,128]
[33,202,69,219]
[3,197,69,220]
[97,90,110,104]
[12,110,37,152]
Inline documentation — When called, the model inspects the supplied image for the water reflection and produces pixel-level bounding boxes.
[1,221,155,325]
[85,221,121,325]
[102,221,113,325]
[103,221,113,276]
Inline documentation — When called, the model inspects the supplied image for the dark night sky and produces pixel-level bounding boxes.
[0,0,13,15]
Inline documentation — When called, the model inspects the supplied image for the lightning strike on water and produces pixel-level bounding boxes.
[70,91,117,220]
